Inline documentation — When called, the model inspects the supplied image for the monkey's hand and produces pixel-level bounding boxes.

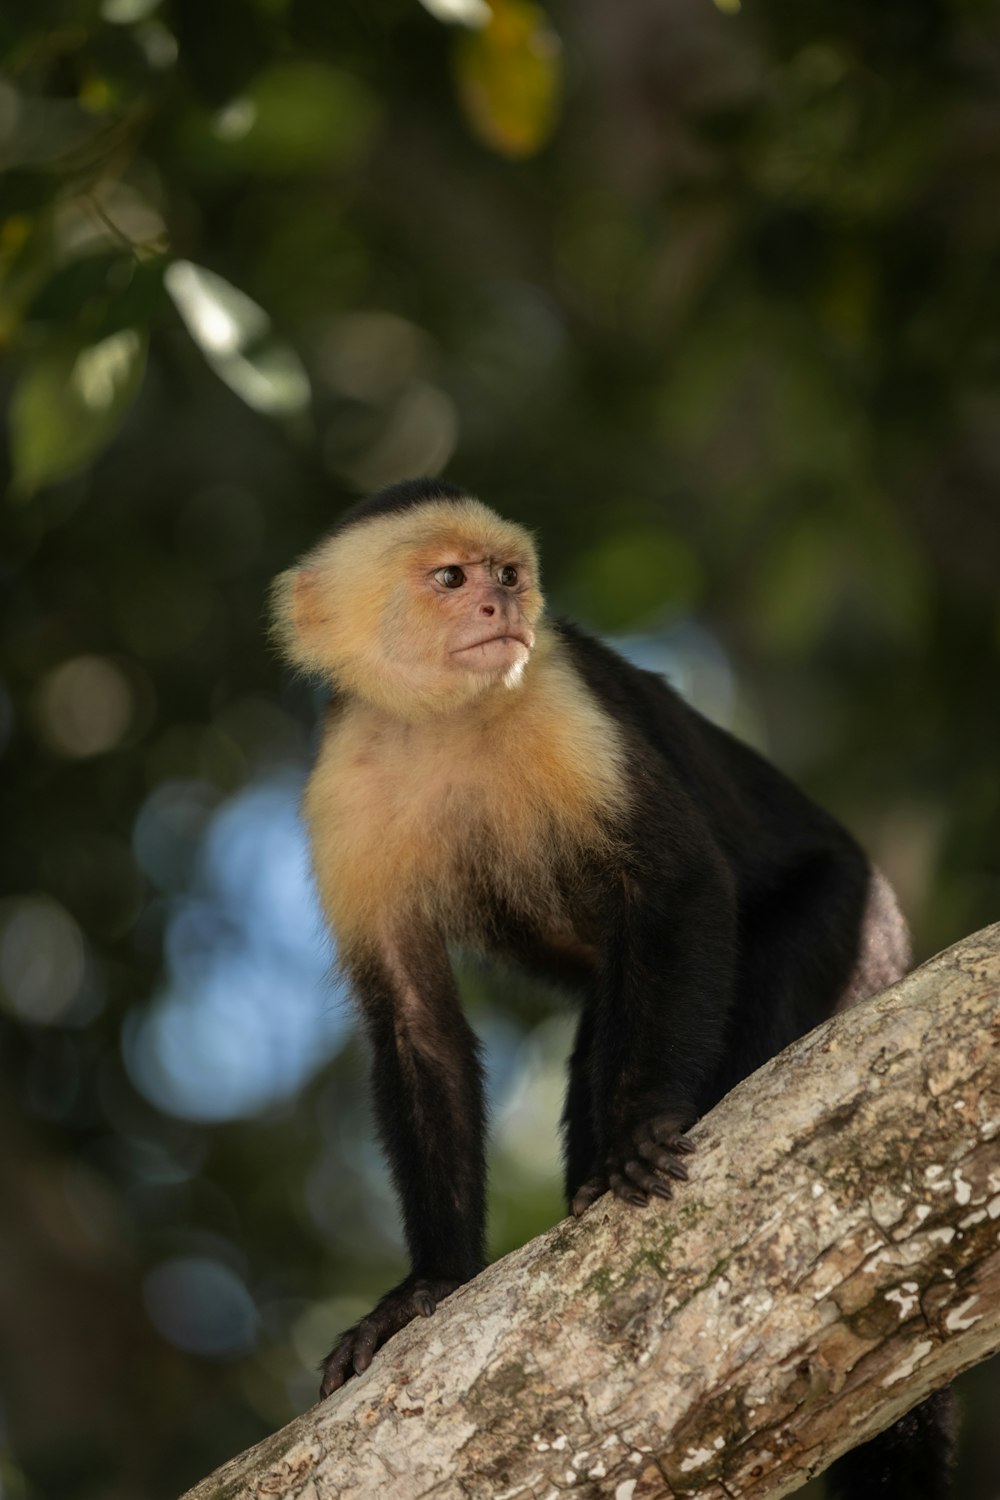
[319,1273,462,1397]
[571,1114,695,1217]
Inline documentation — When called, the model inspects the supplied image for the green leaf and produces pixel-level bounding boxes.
[751,517,845,652]
[8,329,147,498]
[567,531,701,631]
[216,62,378,174]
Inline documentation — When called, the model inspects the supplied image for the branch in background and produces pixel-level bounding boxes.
[179,924,1000,1500]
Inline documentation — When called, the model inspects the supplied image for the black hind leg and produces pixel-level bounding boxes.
[825,1389,957,1499]
[704,851,872,1106]
[706,857,909,1109]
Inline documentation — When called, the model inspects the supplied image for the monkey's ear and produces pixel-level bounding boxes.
[292,568,323,637]
[270,566,327,670]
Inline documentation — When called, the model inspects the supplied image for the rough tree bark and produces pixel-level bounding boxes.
[181,925,1000,1500]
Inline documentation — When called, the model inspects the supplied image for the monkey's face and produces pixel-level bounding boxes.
[274,497,544,719]
[420,552,536,678]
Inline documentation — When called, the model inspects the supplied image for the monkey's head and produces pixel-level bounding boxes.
[272,479,545,719]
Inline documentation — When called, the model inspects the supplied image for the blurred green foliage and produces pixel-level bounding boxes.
[2,0,1000,1497]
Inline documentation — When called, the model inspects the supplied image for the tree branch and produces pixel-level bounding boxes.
[180,924,1000,1500]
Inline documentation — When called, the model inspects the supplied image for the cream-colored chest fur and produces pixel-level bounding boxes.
[304,642,628,949]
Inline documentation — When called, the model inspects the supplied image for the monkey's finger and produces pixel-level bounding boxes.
[352,1318,381,1374]
[635,1140,690,1179]
[622,1158,673,1198]
[320,1338,357,1397]
[320,1366,347,1398]
[571,1178,607,1216]
[647,1119,696,1152]
[609,1171,649,1207]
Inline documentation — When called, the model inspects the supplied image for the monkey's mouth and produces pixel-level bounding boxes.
[452,631,533,662]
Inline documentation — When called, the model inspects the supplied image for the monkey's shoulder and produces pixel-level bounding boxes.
[551,619,871,867]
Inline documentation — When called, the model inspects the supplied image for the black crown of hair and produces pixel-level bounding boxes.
[332,478,470,536]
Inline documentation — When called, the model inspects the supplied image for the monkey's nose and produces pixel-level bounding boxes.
[480,603,496,616]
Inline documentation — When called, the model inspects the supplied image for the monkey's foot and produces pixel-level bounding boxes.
[319,1274,462,1397]
[571,1114,695,1217]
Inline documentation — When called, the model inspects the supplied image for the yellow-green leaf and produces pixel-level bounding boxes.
[454,0,563,159]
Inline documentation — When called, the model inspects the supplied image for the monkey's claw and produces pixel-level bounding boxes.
[319,1274,461,1397]
[571,1114,694,1216]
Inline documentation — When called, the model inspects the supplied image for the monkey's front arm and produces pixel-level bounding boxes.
[567,844,738,1217]
[320,937,487,1396]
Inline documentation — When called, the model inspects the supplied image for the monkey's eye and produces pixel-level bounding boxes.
[497,565,519,587]
[435,566,466,589]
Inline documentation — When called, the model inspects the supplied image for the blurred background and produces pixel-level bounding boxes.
[1,0,999,1496]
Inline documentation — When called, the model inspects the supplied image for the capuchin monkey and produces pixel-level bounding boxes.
[272,478,953,1498]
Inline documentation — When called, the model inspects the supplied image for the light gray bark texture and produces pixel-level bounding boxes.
[181,924,1000,1500]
